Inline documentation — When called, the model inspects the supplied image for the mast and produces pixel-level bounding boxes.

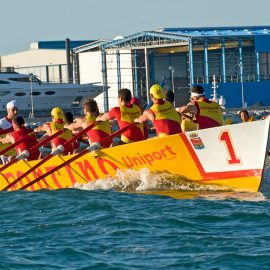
[29,73,35,118]
[211,74,218,102]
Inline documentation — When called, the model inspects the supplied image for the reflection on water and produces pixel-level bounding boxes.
[141,190,266,201]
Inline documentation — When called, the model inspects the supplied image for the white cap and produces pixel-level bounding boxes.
[6,100,18,110]
[190,92,205,98]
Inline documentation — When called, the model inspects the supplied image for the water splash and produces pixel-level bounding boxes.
[73,168,266,201]
[74,168,231,192]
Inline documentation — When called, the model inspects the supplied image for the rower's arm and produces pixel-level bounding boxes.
[65,118,84,130]
[34,123,47,133]
[0,134,14,144]
[135,110,154,123]
[178,103,197,115]
[96,113,110,121]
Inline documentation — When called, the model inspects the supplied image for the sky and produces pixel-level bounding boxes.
[1,0,270,55]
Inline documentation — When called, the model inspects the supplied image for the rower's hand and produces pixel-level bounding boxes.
[178,106,187,113]
[134,118,142,123]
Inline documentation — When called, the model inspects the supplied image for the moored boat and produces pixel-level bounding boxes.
[0,69,104,114]
[0,119,269,192]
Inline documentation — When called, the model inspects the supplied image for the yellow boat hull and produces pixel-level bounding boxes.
[0,120,269,192]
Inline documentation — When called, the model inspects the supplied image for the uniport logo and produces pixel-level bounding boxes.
[121,144,176,167]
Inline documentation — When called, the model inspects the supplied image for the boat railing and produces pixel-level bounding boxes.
[0,67,16,73]
[194,74,270,84]
[14,64,68,83]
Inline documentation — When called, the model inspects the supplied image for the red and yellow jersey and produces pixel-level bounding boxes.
[47,122,74,155]
[149,100,181,137]
[181,117,198,132]
[11,127,40,160]
[194,98,223,129]
[85,114,112,148]
[108,104,144,143]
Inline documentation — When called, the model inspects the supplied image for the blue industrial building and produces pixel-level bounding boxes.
[81,26,270,109]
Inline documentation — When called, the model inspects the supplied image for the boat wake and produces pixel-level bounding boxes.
[74,168,266,201]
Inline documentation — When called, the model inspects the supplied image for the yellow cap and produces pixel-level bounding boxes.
[51,107,64,120]
[150,84,165,99]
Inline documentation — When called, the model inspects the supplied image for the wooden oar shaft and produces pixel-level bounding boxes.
[3,122,99,191]
[20,122,136,190]
[20,149,89,190]
[28,129,63,154]
[0,129,63,175]
[0,132,34,156]
[63,121,99,147]
[0,158,17,173]
[100,122,136,145]
[2,153,55,191]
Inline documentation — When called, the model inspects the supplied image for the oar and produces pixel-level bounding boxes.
[0,132,34,156]
[0,130,63,173]
[20,122,136,190]
[2,122,98,191]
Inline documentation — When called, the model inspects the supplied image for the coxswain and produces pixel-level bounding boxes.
[135,84,181,137]
[34,107,74,155]
[239,109,254,123]
[178,85,223,129]
[0,116,40,160]
[65,99,112,148]
[96,88,144,146]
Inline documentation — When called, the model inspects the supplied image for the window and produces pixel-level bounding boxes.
[0,91,11,96]
[45,91,55,95]
[15,92,26,96]
[0,80,10,84]
[9,77,31,82]
[31,92,41,96]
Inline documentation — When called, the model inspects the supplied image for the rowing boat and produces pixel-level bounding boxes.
[0,119,269,192]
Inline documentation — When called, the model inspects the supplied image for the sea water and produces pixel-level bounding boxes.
[1,163,270,269]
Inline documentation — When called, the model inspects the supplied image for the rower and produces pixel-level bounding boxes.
[178,85,223,129]
[130,96,149,139]
[0,100,19,163]
[164,89,175,105]
[65,99,112,148]
[134,84,181,137]
[163,89,198,132]
[96,88,145,146]
[0,100,19,135]
[34,107,74,155]
[0,116,40,160]
[63,111,81,153]
[181,112,199,132]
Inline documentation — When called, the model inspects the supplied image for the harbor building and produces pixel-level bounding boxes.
[74,26,270,110]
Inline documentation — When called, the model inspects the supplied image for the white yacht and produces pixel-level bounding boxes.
[0,70,104,115]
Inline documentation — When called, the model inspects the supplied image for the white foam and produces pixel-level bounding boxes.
[74,168,231,192]
[73,168,267,201]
